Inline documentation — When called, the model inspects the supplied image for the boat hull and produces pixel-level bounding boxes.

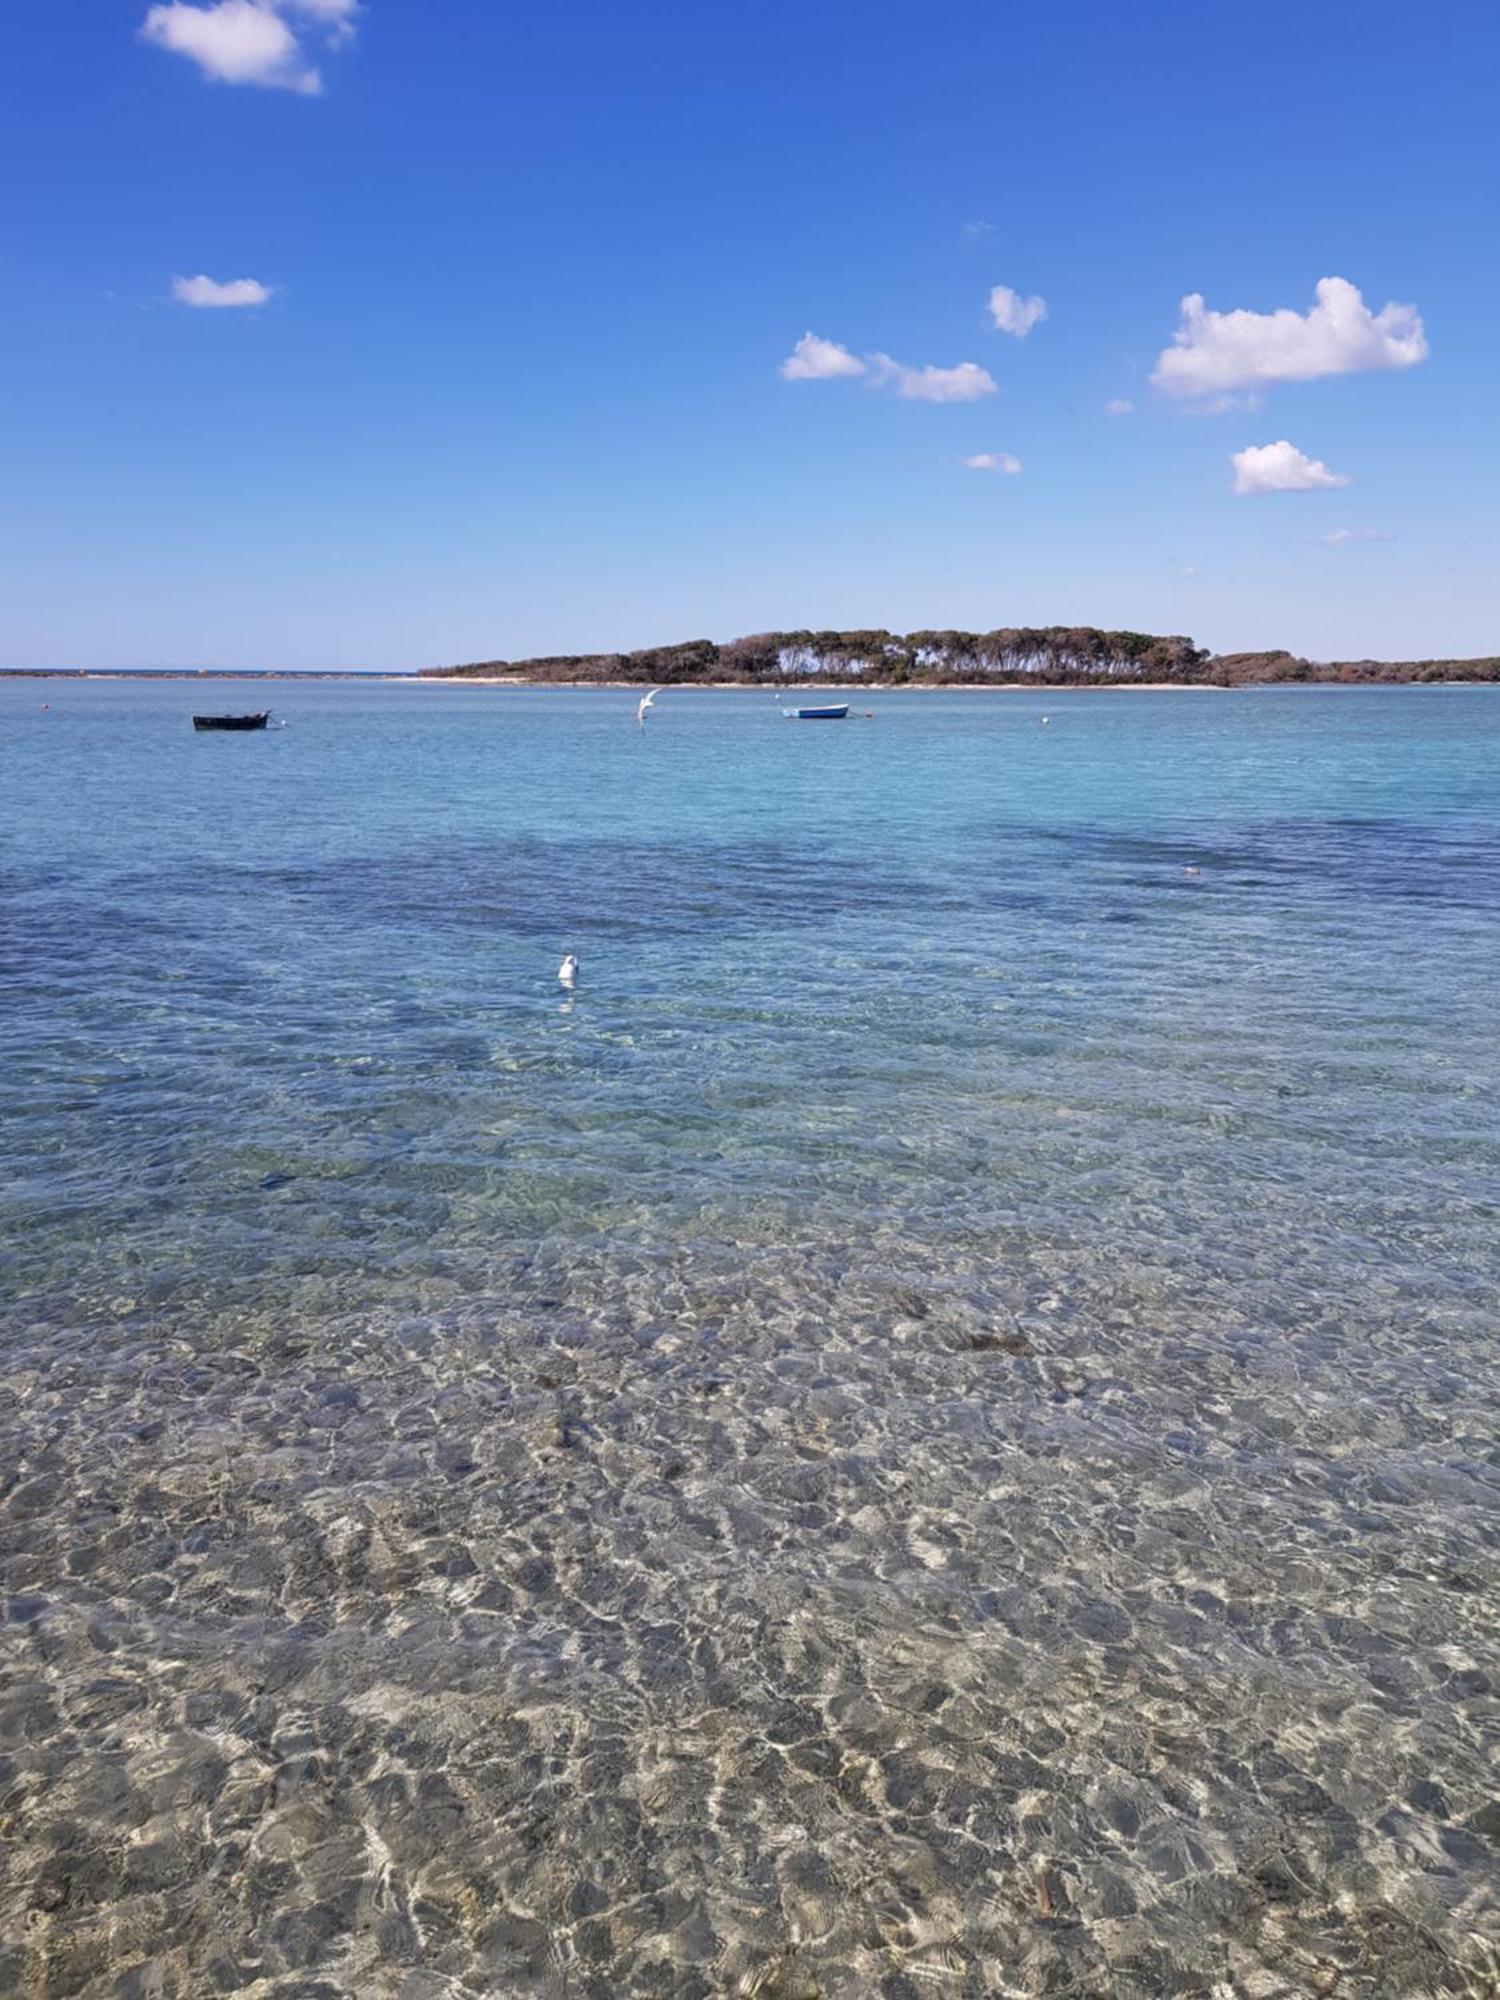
[784,704,849,720]
[193,712,271,731]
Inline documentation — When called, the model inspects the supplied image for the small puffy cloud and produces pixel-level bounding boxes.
[1318,527,1393,544]
[964,452,1022,473]
[290,0,358,35]
[141,0,359,94]
[988,285,1047,337]
[1106,397,1134,416]
[173,273,272,308]
[1231,440,1350,495]
[780,332,866,381]
[869,354,997,402]
[142,2,317,90]
[961,220,994,240]
[781,337,995,402]
[1154,276,1427,399]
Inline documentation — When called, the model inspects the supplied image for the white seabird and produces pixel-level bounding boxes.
[637,688,664,726]
[558,954,580,988]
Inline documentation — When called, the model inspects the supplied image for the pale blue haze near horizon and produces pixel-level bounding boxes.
[1,0,1498,670]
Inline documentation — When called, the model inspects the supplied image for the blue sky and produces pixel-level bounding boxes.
[2,0,1497,669]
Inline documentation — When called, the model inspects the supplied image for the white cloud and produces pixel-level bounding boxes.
[173,273,273,307]
[142,2,317,90]
[1231,440,1350,495]
[1318,527,1394,544]
[781,337,996,402]
[289,0,358,36]
[1154,276,1427,399]
[964,452,1022,473]
[868,354,997,402]
[988,285,1047,337]
[780,333,867,381]
[961,220,995,240]
[1106,397,1134,416]
[140,0,359,94]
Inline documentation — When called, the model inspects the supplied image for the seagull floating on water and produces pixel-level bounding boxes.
[558,954,580,988]
[637,687,664,726]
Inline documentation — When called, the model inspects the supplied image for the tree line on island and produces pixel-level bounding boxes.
[424,629,1499,686]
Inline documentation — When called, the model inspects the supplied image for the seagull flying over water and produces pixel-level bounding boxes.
[637,688,664,726]
[558,954,580,988]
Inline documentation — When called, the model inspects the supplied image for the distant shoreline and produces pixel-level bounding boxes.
[6,670,1499,690]
[5,670,1497,690]
[7,625,1498,690]
[0,670,393,682]
[403,676,1229,691]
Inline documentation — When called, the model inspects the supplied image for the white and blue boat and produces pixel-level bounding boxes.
[782,702,849,720]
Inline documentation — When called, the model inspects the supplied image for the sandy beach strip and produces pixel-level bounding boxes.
[404,676,1231,691]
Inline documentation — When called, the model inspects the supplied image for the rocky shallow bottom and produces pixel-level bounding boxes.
[1,1228,1497,2000]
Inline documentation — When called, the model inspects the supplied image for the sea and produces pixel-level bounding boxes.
[2,677,1498,1998]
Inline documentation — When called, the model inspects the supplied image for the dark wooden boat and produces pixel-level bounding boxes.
[193,711,271,731]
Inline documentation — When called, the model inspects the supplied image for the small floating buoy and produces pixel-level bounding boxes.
[1184,866,1200,876]
[558,954,579,988]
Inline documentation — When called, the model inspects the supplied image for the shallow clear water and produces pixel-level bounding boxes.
[2,679,1498,1998]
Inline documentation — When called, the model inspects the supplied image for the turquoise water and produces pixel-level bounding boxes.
[2,679,1498,1996]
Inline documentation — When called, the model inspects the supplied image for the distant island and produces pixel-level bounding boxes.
[422,629,1500,687]
[6,630,1497,685]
